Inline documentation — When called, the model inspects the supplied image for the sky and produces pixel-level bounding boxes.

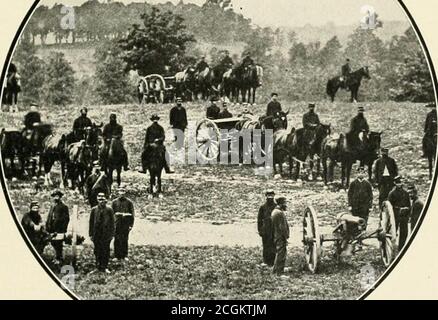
[39,0,409,28]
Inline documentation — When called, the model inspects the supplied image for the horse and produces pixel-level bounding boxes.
[3,73,21,110]
[322,131,382,187]
[240,64,263,104]
[141,143,166,197]
[21,123,53,177]
[40,134,69,187]
[326,66,370,103]
[195,67,218,100]
[66,141,93,193]
[137,79,147,105]
[102,137,127,188]
[423,133,437,180]
[292,124,332,180]
[272,127,296,177]
[175,67,196,101]
[0,128,28,178]
[222,67,240,102]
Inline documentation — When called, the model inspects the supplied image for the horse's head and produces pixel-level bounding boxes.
[85,123,103,147]
[362,66,371,79]
[32,124,53,147]
[316,123,332,141]
[367,131,382,154]
[272,110,289,131]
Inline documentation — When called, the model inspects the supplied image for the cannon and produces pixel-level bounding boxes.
[302,201,398,273]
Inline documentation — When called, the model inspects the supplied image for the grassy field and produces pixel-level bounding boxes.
[0,100,433,300]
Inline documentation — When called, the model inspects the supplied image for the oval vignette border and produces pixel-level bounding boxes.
[0,0,436,301]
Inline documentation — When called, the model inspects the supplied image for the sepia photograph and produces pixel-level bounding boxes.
[0,0,436,300]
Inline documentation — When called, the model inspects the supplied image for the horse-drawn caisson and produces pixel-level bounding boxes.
[137,74,176,104]
[303,201,398,273]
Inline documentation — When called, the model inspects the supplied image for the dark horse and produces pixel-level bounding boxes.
[326,67,370,103]
[321,131,382,187]
[101,137,127,188]
[141,143,166,197]
[240,64,263,104]
[40,134,69,188]
[423,133,437,180]
[0,129,28,178]
[175,67,196,102]
[2,73,21,109]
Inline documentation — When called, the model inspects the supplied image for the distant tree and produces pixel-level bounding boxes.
[119,7,195,76]
[42,52,76,106]
[318,36,342,67]
[243,27,275,65]
[14,37,46,104]
[94,40,132,104]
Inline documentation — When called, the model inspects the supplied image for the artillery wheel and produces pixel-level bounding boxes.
[379,201,397,267]
[196,119,221,162]
[303,206,322,273]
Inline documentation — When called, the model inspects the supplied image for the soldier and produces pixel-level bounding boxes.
[271,196,290,277]
[388,176,411,249]
[347,167,373,236]
[218,101,233,119]
[374,148,399,208]
[89,192,115,274]
[257,190,277,267]
[22,103,42,156]
[206,97,220,120]
[169,97,188,149]
[140,114,174,174]
[85,161,111,208]
[422,102,437,157]
[21,200,47,255]
[301,103,320,147]
[220,50,234,69]
[112,185,135,262]
[341,58,352,89]
[45,190,70,264]
[195,56,209,73]
[266,93,282,117]
[347,106,370,152]
[241,52,254,69]
[101,113,129,171]
[407,184,424,229]
[72,107,93,142]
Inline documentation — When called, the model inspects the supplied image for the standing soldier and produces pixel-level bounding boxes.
[347,167,373,236]
[72,107,93,142]
[422,102,437,157]
[388,176,411,249]
[169,97,188,149]
[266,93,282,117]
[85,161,111,208]
[21,200,47,254]
[206,97,220,120]
[347,106,370,152]
[89,192,115,274]
[341,58,351,89]
[271,196,290,277]
[218,101,233,119]
[112,185,135,262]
[407,184,424,229]
[140,114,174,174]
[374,148,398,208]
[257,190,277,267]
[45,190,70,264]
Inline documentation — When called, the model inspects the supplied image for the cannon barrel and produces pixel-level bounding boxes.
[336,213,366,227]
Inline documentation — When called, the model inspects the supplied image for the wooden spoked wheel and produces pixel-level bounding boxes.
[195,119,221,162]
[303,206,322,273]
[379,201,397,268]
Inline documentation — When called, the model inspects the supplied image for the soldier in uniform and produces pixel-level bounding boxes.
[169,97,188,149]
[22,103,42,156]
[85,161,111,208]
[72,107,93,142]
[347,106,370,152]
[89,192,115,274]
[271,196,290,277]
[266,93,282,117]
[140,114,174,174]
[422,102,437,157]
[21,200,47,255]
[241,52,254,69]
[220,50,234,69]
[195,56,209,74]
[45,190,70,263]
[206,97,220,120]
[374,148,399,208]
[101,114,129,171]
[301,103,320,147]
[112,185,135,262]
[347,167,373,237]
[341,58,352,89]
[408,184,424,229]
[257,190,277,267]
[388,176,411,249]
[218,101,233,119]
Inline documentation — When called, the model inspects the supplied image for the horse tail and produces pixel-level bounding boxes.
[326,79,332,96]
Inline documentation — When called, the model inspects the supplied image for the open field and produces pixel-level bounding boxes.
[0,100,434,299]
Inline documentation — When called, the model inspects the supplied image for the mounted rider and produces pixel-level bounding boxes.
[220,50,234,70]
[101,114,129,171]
[422,102,437,157]
[301,103,321,147]
[347,105,370,152]
[266,93,282,117]
[341,58,352,89]
[140,114,174,174]
[195,56,209,75]
[241,52,255,70]
[22,103,42,156]
[72,107,93,142]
